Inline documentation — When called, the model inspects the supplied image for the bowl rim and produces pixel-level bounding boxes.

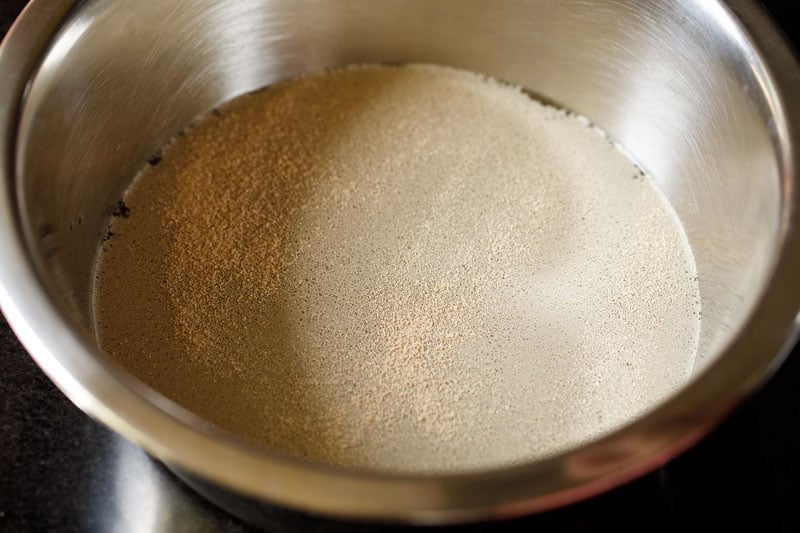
[1,0,799,524]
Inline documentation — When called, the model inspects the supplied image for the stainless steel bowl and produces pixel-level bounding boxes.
[1,0,799,525]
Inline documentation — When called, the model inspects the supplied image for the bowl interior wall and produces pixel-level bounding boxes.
[15,0,781,380]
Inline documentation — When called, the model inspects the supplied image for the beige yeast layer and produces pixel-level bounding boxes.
[93,64,700,473]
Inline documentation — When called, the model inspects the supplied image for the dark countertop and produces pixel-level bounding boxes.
[2,1,799,531]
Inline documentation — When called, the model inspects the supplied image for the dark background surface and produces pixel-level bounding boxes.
[1,1,798,531]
